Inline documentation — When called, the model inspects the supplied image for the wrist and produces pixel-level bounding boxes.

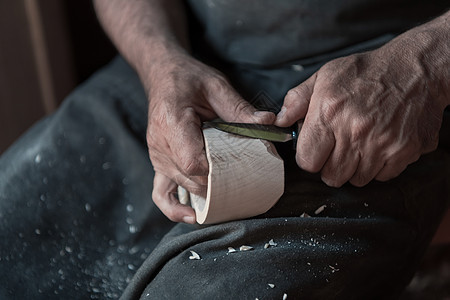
[131,37,190,84]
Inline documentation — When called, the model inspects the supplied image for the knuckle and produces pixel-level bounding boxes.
[180,157,202,176]
[400,147,421,165]
[185,183,207,198]
[320,160,349,188]
[321,174,343,188]
[350,173,370,187]
[350,116,373,142]
[164,209,179,222]
[151,189,163,206]
[422,132,439,152]
[285,89,301,103]
[296,151,321,173]
[207,76,231,94]
[286,82,312,104]
[375,176,389,182]
[397,146,420,166]
[377,172,395,182]
[180,106,197,120]
[376,163,406,182]
[410,152,421,163]
[174,174,205,196]
[232,100,252,116]
[319,98,341,123]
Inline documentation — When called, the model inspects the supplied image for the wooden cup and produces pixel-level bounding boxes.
[178,128,284,224]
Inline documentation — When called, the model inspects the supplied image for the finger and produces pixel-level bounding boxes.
[173,172,207,198]
[320,137,360,187]
[275,73,317,127]
[206,80,276,124]
[375,149,420,182]
[349,153,385,187]
[296,117,335,173]
[150,152,207,197]
[168,108,209,181]
[374,162,408,182]
[152,172,197,224]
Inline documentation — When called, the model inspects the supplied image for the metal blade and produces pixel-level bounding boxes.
[203,121,294,142]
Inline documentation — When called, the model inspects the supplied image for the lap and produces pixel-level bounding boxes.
[0,57,174,299]
[1,56,449,299]
[122,136,450,299]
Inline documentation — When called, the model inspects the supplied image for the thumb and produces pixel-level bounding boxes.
[275,73,316,127]
[207,81,275,125]
[152,172,196,224]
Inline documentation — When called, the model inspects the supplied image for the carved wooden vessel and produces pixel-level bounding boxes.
[179,128,284,224]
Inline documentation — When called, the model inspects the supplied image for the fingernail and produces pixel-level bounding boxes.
[253,111,269,118]
[276,107,287,119]
[182,216,196,224]
[253,111,276,124]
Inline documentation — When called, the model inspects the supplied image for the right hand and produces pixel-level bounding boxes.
[145,53,275,223]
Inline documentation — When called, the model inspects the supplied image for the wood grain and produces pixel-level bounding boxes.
[181,128,284,224]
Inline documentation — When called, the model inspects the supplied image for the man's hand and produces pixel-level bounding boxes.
[275,14,449,187]
[94,0,275,223]
[147,53,275,223]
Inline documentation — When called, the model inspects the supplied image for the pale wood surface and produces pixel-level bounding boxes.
[183,128,284,224]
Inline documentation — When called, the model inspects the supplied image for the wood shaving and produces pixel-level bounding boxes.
[314,204,327,215]
[264,239,277,249]
[268,283,275,288]
[239,245,254,251]
[329,265,340,273]
[189,250,201,260]
[300,212,311,218]
[228,247,237,253]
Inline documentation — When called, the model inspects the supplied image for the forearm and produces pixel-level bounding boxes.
[377,10,450,108]
[93,0,190,82]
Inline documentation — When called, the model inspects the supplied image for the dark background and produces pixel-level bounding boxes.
[0,0,116,154]
[64,0,116,84]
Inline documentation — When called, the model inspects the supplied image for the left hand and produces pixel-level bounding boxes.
[146,53,275,223]
[275,40,447,187]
